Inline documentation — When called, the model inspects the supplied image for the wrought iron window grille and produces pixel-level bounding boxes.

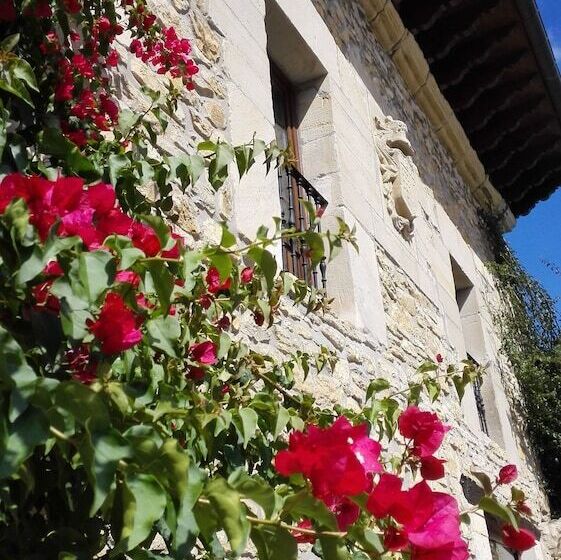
[278,165,328,289]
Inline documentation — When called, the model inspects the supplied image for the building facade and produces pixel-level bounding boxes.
[117,0,561,557]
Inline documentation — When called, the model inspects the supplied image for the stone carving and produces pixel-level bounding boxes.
[374,115,418,241]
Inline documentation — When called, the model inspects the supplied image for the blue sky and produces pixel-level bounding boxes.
[504,0,561,316]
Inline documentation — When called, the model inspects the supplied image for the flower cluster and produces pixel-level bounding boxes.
[275,417,382,532]
[275,408,537,557]
[0,174,229,381]
[3,0,198,146]
[129,26,199,88]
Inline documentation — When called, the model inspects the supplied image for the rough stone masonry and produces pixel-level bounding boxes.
[112,0,559,557]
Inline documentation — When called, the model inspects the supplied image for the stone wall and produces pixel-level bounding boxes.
[113,0,556,557]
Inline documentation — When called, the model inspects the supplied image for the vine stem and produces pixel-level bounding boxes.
[197,497,346,538]
[251,369,300,406]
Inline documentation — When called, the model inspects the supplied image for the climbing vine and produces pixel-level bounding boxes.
[485,215,561,515]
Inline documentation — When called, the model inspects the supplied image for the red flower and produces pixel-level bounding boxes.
[398,406,449,458]
[32,281,60,312]
[186,366,205,381]
[88,293,143,354]
[115,270,141,288]
[44,260,64,277]
[240,267,254,284]
[161,233,183,259]
[253,311,264,326]
[436,353,443,363]
[190,341,217,365]
[106,50,119,66]
[0,0,16,20]
[366,473,403,518]
[63,0,81,13]
[199,294,213,309]
[384,527,408,552]
[368,479,468,560]
[275,417,382,503]
[291,519,315,544]
[33,0,52,18]
[331,497,360,530]
[515,501,532,516]
[130,221,161,256]
[497,464,518,485]
[420,456,446,481]
[206,267,231,294]
[66,345,97,384]
[501,525,536,552]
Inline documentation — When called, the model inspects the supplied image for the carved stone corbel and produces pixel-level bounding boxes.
[374,115,418,241]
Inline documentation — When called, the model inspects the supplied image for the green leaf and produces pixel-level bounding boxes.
[55,382,109,431]
[304,231,325,267]
[365,378,390,401]
[471,471,493,495]
[0,406,49,479]
[228,470,277,518]
[146,261,174,313]
[234,408,259,448]
[11,59,38,91]
[118,110,140,136]
[220,223,236,249]
[318,536,350,560]
[17,235,78,284]
[247,247,277,289]
[78,251,115,303]
[0,34,19,52]
[251,526,297,560]
[283,491,338,530]
[39,128,98,178]
[84,430,133,515]
[113,473,167,553]
[108,154,131,186]
[173,466,204,558]
[208,251,232,281]
[146,315,181,358]
[205,477,250,556]
[478,496,518,529]
[0,99,8,159]
[120,247,145,270]
[274,405,290,438]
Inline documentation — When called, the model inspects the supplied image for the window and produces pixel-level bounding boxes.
[270,62,328,288]
[451,258,490,435]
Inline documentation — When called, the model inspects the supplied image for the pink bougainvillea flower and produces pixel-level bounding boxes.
[384,527,409,552]
[497,464,518,485]
[206,267,231,294]
[115,270,141,288]
[88,293,143,354]
[291,519,315,544]
[43,260,64,277]
[240,267,254,284]
[331,497,360,530]
[398,406,450,458]
[366,473,403,519]
[66,345,97,384]
[0,0,16,21]
[275,417,382,503]
[501,525,536,551]
[161,233,184,259]
[190,341,217,365]
[32,281,60,312]
[130,221,161,256]
[186,366,206,381]
[420,456,446,481]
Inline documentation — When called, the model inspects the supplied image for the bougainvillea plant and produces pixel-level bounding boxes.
[0,1,538,558]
